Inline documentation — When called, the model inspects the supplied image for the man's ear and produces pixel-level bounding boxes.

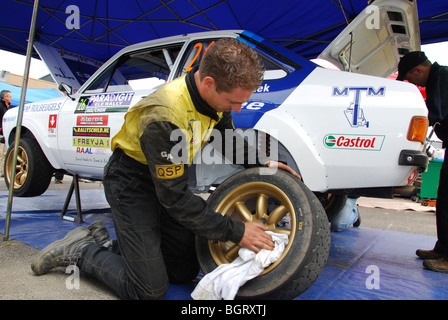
[203,76,216,90]
[413,65,426,75]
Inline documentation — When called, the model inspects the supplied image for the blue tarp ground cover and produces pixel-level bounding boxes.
[1,188,447,300]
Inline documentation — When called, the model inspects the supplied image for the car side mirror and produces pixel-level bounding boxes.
[58,82,72,95]
[58,83,75,101]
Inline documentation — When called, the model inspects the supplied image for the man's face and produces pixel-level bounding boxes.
[206,82,253,113]
[2,92,12,104]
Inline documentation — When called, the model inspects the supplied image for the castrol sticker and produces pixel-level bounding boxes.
[323,134,385,151]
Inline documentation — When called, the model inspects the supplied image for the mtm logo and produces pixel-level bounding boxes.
[333,86,385,128]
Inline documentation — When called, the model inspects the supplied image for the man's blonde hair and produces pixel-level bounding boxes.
[199,38,264,93]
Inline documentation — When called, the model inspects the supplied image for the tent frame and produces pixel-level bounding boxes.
[3,0,40,241]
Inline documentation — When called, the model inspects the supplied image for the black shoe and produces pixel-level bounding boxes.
[353,212,361,228]
[31,226,95,275]
[416,249,444,260]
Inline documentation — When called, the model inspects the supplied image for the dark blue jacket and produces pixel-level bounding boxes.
[426,62,448,147]
[0,100,8,135]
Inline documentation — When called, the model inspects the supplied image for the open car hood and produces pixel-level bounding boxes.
[318,0,420,77]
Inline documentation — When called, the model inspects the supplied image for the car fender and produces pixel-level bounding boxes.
[2,99,64,170]
[254,109,329,192]
[255,67,428,192]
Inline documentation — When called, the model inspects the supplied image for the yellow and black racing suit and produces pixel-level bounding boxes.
[78,68,262,299]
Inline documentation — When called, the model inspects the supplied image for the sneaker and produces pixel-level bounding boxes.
[88,220,112,248]
[423,258,448,274]
[31,226,95,275]
[416,249,444,260]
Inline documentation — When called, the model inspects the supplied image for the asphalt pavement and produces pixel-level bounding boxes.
[0,176,438,300]
[0,176,118,300]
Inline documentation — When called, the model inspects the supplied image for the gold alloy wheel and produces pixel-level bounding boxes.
[5,145,28,189]
[210,181,296,275]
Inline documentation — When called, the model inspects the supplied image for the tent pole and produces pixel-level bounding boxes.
[3,0,40,241]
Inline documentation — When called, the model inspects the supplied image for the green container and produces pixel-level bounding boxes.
[420,160,442,199]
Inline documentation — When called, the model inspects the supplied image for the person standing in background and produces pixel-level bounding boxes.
[0,90,12,177]
[397,51,448,274]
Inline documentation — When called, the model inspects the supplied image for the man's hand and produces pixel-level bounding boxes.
[265,160,302,180]
[239,222,275,253]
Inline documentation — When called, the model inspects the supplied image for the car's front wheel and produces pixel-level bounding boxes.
[196,167,331,299]
[4,138,54,197]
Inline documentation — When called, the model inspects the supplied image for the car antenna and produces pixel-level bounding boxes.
[348,32,353,72]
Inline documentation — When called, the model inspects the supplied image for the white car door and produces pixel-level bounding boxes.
[57,43,185,179]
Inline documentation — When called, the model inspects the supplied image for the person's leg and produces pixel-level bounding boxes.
[434,157,448,257]
[421,157,448,272]
[79,150,169,299]
[0,142,5,177]
[330,197,359,232]
[417,157,448,261]
[54,171,64,183]
[160,211,200,283]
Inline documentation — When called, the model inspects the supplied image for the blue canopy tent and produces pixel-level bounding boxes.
[0,0,447,64]
[1,82,61,107]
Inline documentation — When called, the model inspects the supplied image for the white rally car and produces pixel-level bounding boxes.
[2,0,429,299]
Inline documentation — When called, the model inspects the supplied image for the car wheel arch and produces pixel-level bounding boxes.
[7,125,61,170]
[253,111,329,192]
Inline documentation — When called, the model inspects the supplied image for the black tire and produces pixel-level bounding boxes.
[4,138,54,197]
[196,167,330,300]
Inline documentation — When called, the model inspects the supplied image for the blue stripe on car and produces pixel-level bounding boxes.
[233,31,317,128]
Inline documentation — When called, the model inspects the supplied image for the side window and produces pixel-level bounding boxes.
[176,40,216,78]
[261,55,288,80]
[176,38,287,80]
[84,44,183,94]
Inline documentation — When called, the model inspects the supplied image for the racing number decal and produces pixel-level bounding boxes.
[156,163,184,179]
[185,41,215,72]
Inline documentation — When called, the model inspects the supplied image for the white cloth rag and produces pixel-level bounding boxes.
[191,231,289,300]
